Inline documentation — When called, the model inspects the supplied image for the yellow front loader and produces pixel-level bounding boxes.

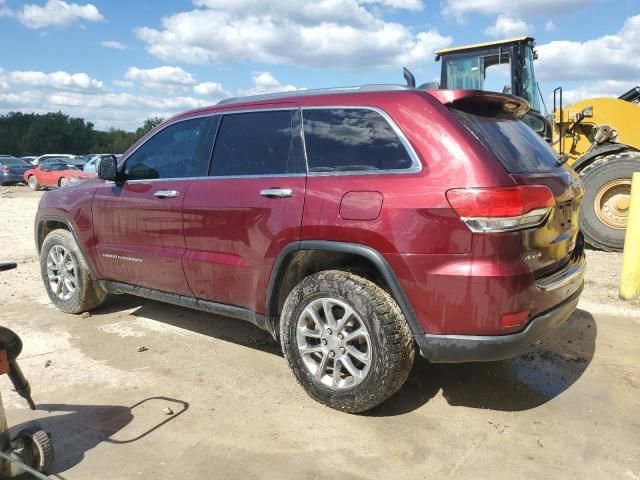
[434,37,640,251]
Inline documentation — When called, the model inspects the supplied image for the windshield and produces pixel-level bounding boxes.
[452,104,558,173]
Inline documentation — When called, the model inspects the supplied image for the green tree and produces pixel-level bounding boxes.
[0,112,165,156]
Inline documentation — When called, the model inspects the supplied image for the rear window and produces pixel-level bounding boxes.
[452,105,558,173]
[1,158,27,166]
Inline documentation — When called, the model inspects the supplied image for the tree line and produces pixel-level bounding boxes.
[0,111,164,156]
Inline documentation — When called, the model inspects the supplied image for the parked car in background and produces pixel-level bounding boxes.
[1,157,31,185]
[40,157,86,170]
[30,154,77,166]
[24,161,92,190]
[20,156,37,164]
[83,154,117,174]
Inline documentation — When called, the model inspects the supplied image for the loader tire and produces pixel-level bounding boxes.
[578,150,640,252]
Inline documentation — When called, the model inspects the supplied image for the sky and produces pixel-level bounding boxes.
[0,0,639,131]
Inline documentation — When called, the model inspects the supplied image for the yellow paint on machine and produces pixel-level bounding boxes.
[620,172,640,300]
[554,97,640,167]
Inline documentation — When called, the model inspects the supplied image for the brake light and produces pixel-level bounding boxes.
[1,165,10,173]
[446,185,555,233]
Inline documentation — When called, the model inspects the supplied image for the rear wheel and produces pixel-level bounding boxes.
[578,150,640,251]
[280,270,414,413]
[40,229,107,313]
[28,175,41,191]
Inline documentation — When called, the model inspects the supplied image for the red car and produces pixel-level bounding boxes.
[24,161,92,190]
[34,86,585,412]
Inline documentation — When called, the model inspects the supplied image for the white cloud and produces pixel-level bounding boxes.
[0,68,102,90]
[0,0,14,17]
[0,88,211,130]
[545,20,557,31]
[537,15,640,82]
[484,15,533,38]
[112,80,133,88]
[193,81,227,96]
[443,0,599,19]
[237,72,300,96]
[124,66,196,88]
[559,80,637,104]
[18,0,103,29]
[135,1,451,70]
[359,0,423,11]
[101,40,127,50]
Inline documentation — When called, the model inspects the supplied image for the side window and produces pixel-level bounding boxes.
[302,108,414,173]
[124,117,211,180]
[210,110,299,176]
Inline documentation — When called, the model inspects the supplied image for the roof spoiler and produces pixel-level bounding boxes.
[426,89,530,117]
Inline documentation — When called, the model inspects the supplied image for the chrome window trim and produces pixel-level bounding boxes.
[112,105,423,184]
[301,106,423,177]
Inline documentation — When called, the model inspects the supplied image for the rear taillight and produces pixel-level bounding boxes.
[1,165,10,173]
[446,185,555,233]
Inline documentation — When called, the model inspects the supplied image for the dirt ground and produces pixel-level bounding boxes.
[0,185,638,480]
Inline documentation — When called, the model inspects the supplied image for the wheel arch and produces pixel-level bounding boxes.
[36,216,98,278]
[265,241,423,337]
[571,142,639,172]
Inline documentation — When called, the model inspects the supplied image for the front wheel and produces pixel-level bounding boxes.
[28,176,41,191]
[280,270,414,413]
[579,150,640,251]
[40,229,107,313]
[59,177,69,188]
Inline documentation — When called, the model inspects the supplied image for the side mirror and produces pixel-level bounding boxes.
[98,155,118,181]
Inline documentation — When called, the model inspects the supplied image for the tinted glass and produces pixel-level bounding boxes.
[452,105,558,173]
[211,110,296,176]
[124,117,211,180]
[302,109,413,173]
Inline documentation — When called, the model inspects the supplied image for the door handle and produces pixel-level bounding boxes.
[154,190,180,199]
[260,188,294,198]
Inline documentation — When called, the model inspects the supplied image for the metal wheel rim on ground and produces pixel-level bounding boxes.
[296,297,372,390]
[594,178,632,230]
[46,245,77,300]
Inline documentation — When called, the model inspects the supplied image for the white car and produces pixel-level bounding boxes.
[31,154,76,166]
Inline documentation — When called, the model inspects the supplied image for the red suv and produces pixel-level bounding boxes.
[35,87,585,412]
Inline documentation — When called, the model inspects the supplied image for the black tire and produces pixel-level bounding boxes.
[40,229,107,313]
[59,177,68,188]
[578,150,640,251]
[28,175,41,191]
[280,270,414,413]
[15,427,54,473]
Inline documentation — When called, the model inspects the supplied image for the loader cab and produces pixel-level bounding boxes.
[436,36,551,140]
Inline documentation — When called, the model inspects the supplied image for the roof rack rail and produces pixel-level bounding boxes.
[216,84,412,106]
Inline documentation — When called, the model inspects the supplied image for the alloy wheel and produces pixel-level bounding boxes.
[46,245,77,301]
[296,297,372,390]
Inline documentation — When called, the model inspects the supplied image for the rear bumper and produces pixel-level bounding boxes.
[415,283,583,363]
[1,173,26,184]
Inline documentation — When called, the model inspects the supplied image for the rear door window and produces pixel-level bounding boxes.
[302,108,414,173]
[210,110,302,176]
[452,105,558,173]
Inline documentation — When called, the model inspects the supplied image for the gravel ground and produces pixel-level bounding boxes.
[0,185,638,480]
